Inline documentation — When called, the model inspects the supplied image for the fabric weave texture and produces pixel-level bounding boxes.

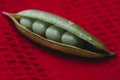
[0,0,120,80]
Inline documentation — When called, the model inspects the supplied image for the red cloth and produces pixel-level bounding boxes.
[0,0,120,80]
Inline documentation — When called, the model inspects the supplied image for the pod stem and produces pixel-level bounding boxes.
[2,11,11,16]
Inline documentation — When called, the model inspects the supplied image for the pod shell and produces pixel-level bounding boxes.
[2,10,115,58]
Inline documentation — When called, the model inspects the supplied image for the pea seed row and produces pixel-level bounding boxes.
[20,17,83,46]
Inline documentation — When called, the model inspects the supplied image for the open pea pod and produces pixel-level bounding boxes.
[2,10,115,58]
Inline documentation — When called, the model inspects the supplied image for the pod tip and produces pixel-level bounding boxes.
[104,51,115,57]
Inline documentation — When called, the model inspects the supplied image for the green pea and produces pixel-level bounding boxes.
[46,25,65,42]
[32,20,50,36]
[20,17,34,30]
[61,32,81,46]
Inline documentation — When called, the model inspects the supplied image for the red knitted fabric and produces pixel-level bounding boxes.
[0,0,120,80]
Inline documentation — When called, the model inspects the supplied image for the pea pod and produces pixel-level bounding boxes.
[2,10,115,58]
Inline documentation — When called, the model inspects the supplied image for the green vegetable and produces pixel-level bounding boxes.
[20,17,34,30]
[46,25,65,42]
[2,10,115,58]
[61,32,82,46]
[32,20,50,36]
